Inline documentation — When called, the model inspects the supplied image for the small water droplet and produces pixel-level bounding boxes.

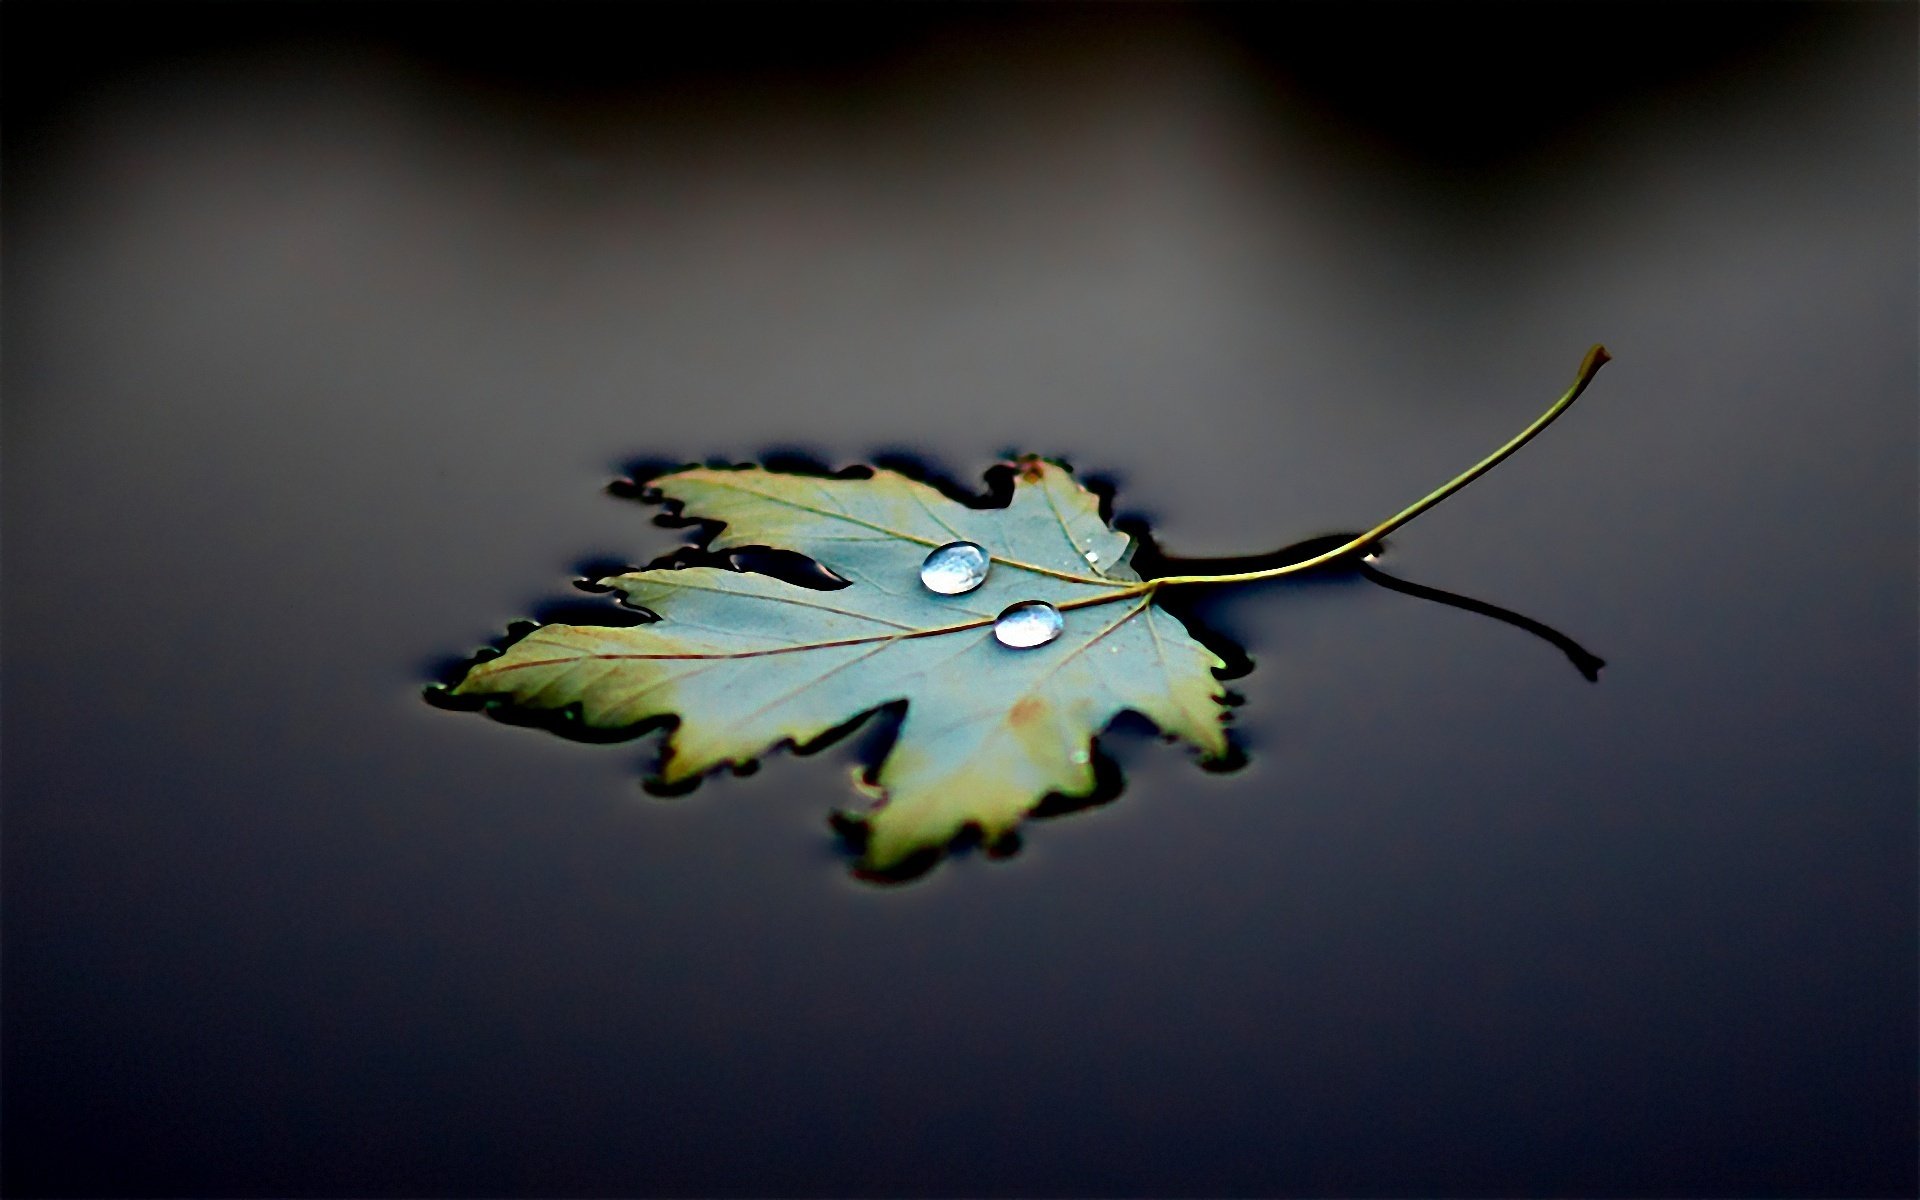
[1084,549,1100,564]
[1071,749,1090,765]
[920,541,989,594]
[993,600,1064,648]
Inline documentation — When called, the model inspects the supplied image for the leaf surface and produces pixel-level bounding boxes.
[455,460,1227,869]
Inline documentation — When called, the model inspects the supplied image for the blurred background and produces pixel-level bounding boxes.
[6,4,1914,1196]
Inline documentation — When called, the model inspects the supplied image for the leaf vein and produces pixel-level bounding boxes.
[687,477,1127,587]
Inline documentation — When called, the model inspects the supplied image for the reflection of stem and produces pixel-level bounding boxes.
[1357,562,1606,682]
[1148,344,1610,592]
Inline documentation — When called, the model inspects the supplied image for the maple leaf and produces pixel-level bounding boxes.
[453,458,1228,870]
[447,347,1612,877]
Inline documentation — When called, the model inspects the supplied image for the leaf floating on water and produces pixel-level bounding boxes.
[453,458,1228,872]
[447,347,1613,878]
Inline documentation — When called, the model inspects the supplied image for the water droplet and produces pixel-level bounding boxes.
[1084,549,1100,564]
[920,541,989,594]
[1071,749,1091,765]
[993,600,1064,649]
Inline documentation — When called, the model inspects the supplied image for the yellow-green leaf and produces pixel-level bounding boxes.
[454,459,1227,870]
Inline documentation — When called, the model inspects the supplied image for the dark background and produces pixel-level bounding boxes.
[6,4,1915,1196]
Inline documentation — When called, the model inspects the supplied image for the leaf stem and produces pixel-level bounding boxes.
[1143,344,1611,593]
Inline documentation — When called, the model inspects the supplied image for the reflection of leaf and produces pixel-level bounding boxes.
[455,459,1227,870]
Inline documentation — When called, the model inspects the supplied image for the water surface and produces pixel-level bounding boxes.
[6,6,1914,1196]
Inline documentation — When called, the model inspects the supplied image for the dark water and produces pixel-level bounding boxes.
[6,6,1914,1196]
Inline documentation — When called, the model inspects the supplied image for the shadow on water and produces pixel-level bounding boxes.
[428,453,1604,883]
[1357,562,1606,682]
[1129,524,1607,684]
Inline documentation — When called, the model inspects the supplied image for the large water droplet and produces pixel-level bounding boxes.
[920,541,989,594]
[994,600,1064,648]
